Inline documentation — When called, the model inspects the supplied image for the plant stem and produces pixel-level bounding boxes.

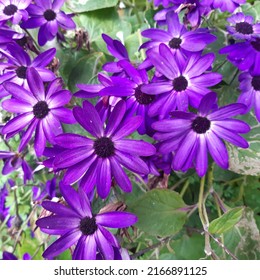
[180,180,189,197]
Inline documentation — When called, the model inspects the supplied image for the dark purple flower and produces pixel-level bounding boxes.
[0,150,32,183]
[152,92,250,176]
[21,0,76,46]
[0,182,9,223]
[50,100,156,198]
[141,44,222,116]
[102,34,130,74]
[201,0,245,13]
[2,251,31,260]
[1,68,75,157]
[0,44,56,93]
[140,12,216,58]
[0,0,30,24]
[36,182,137,260]
[226,12,260,40]
[238,69,260,121]
[149,0,174,7]
[219,38,260,73]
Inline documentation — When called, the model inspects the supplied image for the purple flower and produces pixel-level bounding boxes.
[219,38,260,73]
[0,182,9,223]
[50,100,156,198]
[201,0,245,13]
[0,150,32,183]
[141,44,222,116]
[140,12,216,58]
[149,0,174,7]
[2,251,31,260]
[238,70,260,121]
[21,0,76,46]
[0,0,30,24]
[32,177,56,201]
[152,92,250,176]
[226,12,260,40]
[1,68,75,157]
[0,44,56,93]
[36,183,137,260]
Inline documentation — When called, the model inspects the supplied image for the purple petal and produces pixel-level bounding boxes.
[79,159,98,193]
[56,12,76,29]
[27,67,45,100]
[95,229,114,260]
[112,116,143,140]
[198,92,217,116]
[110,157,132,192]
[96,158,111,199]
[47,90,71,108]
[51,107,76,124]
[141,28,171,42]
[81,235,97,260]
[32,48,56,67]
[2,99,31,113]
[206,131,228,169]
[115,139,156,156]
[18,118,38,152]
[36,215,80,230]
[2,113,34,134]
[42,200,80,218]
[21,16,46,28]
[190,73,222,87]
[42,229,81,259]
[55,133,93,148]
[195,135,208,177]
[34,121,46,157]
[53,0,65,10]
[141,82,173,95]
[208,104,247,120]
[213,119,250,133]
[96,212,137,228]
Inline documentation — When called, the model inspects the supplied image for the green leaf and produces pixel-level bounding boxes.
[66,0,118,13]
[209,207,243,234]
[129,189,188,237]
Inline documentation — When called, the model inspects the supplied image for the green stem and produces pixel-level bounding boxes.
[180,180,189,197]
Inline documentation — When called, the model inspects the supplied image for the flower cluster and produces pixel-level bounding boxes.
[0,0,257,261]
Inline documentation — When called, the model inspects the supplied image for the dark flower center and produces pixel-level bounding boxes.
[33,101,50,119]
[173,76,188,92]
[43,9,56,21]
[94,137,115,158]
[252,76,260,91]
[135,86,155,105]
[3,4,17,16]
[16,66,27,79]
[192,116,211,134]
[79,216,97,236]
[169,37,182,49]
[251,39,260,52]
[235,22,253,35]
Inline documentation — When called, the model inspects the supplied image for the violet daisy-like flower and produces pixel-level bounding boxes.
[1,68,75,157]
[51,100,156,198]
[0,0,30,24]
[201,0,245,13]
[219,38,260,73]
[140,12,216,58]
[152,92,250,176]
[141,44,222,116]
[149,0,174,7]
[0,150,32,183]
[237,69,260,121]
[36,183,137,260]
[32,177,56,201]
[226,12,260,40]
[0,44,56,92]
[21,0,76,46]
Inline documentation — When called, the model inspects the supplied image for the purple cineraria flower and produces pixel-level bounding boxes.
[226,12,260,40]
[21,0,76,46]
[0,44,56,93]
[152,92,250,176]
[201,0,245,13]
[149,0,174,8]
[0,182,10,223]
[0,150,32,183]
[0,0,30,24]
[36,183,137,260]
[141,44,222,116]
[140,12,216,59]
[102,34,130,74]
[219,38,260,73]
[32,177,56,201]
[2,251,31,260]
[50,100,156,199]
[1,68,75,157]
[237,70,260,121]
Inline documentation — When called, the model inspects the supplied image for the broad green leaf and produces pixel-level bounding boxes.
[129,189,188,237]
[209,207,243,234]
[66,0,118,13]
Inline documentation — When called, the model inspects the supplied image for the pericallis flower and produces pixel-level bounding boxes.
[0,44,56,92]
[219,38,260,73]
[2,251,31,260]
[50,100,156,198]
[0,0,30,24]
[36,182,137,260]
[140,12,216,59]
[149,0,174,7]
[141,44,222,116]
[226,12,260,40]
[21,0,76,46]
[32,177,56,201]
[201,0,245,13]
[238,69,260,121]
[152,92,250,177]
[0,150,32,183]
[1,68,75,157]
